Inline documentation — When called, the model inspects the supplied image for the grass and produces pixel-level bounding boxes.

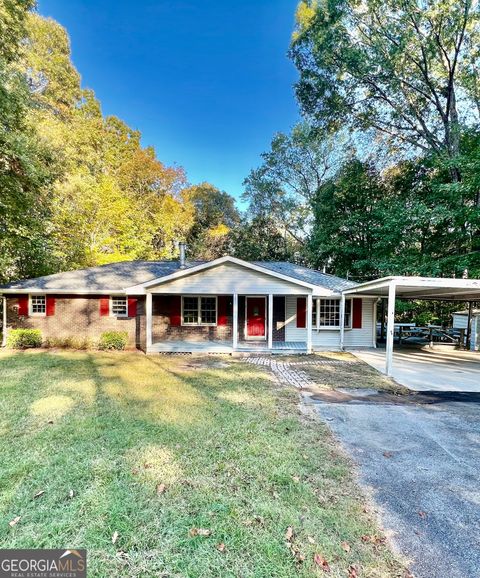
[278,353,409,395]
[0,351,406,577]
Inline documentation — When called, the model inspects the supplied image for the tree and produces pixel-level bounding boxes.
[183,183,239,260]
[291,0,480,164]
[230,215,300,262]
[0,0,59,282]
[243,123,338,242]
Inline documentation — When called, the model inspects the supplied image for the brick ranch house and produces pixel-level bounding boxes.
[0,255,377,354]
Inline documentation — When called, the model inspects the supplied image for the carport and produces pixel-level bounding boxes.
[340,276,480,376]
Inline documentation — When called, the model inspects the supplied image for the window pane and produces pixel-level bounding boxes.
[319,299,340,327]
[112,297,127,316]
[31,296,46,314]
[312,299,317,326]
[344,300,352,327]
[200,297,216,324]
[183,297,198,324]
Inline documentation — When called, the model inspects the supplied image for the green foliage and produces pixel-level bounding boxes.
[291,0,480,158]
[230,215,299,261]
[183,183,239,260]
[6,328,42,349]
[98,331,128,351]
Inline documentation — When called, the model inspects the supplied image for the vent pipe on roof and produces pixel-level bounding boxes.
[179,242,186,269]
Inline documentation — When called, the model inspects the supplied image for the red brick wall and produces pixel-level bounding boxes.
[6,295,146,349]
[152,295,233,342]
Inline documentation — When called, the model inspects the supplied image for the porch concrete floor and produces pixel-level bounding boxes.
[147,341,307,354]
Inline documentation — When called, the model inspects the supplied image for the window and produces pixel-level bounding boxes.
[30,295,46,316]
[182,296,217,326]
[111,296,128,317]
[313,299,352,328]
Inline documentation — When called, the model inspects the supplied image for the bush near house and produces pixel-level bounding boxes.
[44,336,93,350]
[6,329,43,349]
[98,330,128,350]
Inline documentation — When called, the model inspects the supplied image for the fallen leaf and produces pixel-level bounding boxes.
[112,531,119,544]
[307,536,315,544]
[348,564,359,578]
[361,535,386,545]
[156,483,167,495]
[33,490,45,499]
[418,511,427,519]
[131,469,139,475]
[285,526,294,542]
[341,541,351,553]
[189,528,211,537]
[216,542,226,552]
[144,463,152,469]
[116,550,129,560]
[292,475,301,483]
[313,553,330,572]
[47,420,54,425]
[383,451,393,458]
[9,516,21,527]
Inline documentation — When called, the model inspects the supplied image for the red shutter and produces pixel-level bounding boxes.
[99,297,110,316]
[296,297,306,328]
[46,296,55,316]
[128,298,137,318]
[18,295,28,317]
[217,296,228,326]
[352,298,363,329]
[170,296,182,326]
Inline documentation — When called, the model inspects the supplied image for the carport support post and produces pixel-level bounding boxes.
[268,293,273,350]
[306,294,313,354]
[386,281,396,377]
[232,293,238,350]
[339,294,346,350]
[146,292,152,351]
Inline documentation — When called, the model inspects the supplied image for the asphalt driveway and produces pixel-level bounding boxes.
[308,393,480,578]
[354,348,480,392]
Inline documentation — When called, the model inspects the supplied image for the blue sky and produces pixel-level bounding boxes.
[37,0,300,204]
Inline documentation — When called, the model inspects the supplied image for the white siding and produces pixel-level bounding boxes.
[150,263,309,295]
[285,296,376,349]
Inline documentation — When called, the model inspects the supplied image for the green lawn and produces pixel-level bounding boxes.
[0,351,405,577]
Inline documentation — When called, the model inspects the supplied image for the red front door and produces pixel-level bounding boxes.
[246,297,266,339]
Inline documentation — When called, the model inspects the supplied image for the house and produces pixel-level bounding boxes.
[0,253,377,354]
[452,309,480,350]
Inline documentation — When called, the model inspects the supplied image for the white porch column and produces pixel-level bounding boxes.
[232,293,238,350]
[268,293,273,350]
[385,282,396,376]
[339,294,346,350]
[146,292,153,352]
[2,296,6,347]
[306,293,313,354]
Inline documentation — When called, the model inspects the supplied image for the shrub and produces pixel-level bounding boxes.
[98,331,128,351]
[6,329,42,349]
[44,336,93,350]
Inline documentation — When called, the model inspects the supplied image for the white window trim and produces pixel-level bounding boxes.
[181,295,218,327]
[313,298,353,331]
[29,294,46,317]
[110,296,128,318]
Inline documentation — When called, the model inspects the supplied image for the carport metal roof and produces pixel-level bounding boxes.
[342,276,480,301]
[340,276,480,376]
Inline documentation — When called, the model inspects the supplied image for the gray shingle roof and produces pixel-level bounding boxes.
[0,258,356,293]
[0,261,204,292]
[254,262,358,292]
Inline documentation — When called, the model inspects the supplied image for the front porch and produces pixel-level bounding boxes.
[145,292,313,354]
[147,340,308,354]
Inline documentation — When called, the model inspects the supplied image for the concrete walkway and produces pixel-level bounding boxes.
[309,394,480,578]
[353,348,480,392]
